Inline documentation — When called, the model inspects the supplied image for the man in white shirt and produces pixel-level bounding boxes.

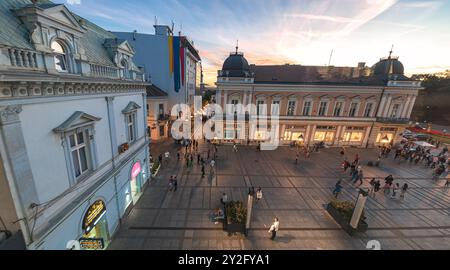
[268,217,279,240]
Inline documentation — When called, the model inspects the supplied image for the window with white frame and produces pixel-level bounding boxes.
[334,101,344,117]
[364,103,374,117]
[69,130,90,178]
[390,104,401,118]
[318,101,328,116]
[349,102,359,117]
[302,100,312,116]
[126,112,137,143]
[51,41,68,72]
[287,100,296,116]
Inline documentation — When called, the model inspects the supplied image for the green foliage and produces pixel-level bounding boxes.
[330,200,367,225]
[225,201,247,224]
[151,162,160,175]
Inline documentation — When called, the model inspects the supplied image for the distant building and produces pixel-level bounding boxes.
[146,84,169,142]
[214,47,422,148]
[0,0,150,250]
[114,27,201,111]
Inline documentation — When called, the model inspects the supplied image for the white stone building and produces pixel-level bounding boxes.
[0,0,150,250]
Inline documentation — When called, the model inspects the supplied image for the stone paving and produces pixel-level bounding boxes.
[109,140,450,250]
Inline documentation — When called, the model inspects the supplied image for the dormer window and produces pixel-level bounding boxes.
[51,41,68,72]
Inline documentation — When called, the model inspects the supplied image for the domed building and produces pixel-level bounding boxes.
[215,46,422,149]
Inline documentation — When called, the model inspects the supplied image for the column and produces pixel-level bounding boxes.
[376,95,387,117]
[334,126,342,145]
[362,125,372,148]
[406,95,417,119]
[382,95,392,117]
[400,95,412,118]
[0,105,38,245]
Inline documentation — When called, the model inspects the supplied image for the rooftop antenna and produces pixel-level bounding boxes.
[171,20,174,33]
[179,23,182,36]
[235,40,239,54]
[328,49,334,66]
[154,16,158,25]
[388,44,394,59]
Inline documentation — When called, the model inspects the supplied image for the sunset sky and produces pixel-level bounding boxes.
[57,0,450,85]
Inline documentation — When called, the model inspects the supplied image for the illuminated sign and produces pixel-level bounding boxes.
[82,200,106,233]
[79,238,104,250]
[131,162,141,178]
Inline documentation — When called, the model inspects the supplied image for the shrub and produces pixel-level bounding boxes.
[151,162,160,175]
[330,200,367,224]
[225,201,247,224]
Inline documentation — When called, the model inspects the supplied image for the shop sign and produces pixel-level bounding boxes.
[79,238,104,250]
[131,162,141,178]
[82,200,106,233]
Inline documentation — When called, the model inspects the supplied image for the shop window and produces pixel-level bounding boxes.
[314,131,334,142]
[376,133,394,144]
[343,132,364,142]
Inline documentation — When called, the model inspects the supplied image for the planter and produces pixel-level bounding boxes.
[326,203,368,235]
[223,201,247,235]
[224,222,246,234]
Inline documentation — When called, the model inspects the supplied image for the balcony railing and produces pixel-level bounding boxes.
[376,117,410,124]
[8,48,39,68]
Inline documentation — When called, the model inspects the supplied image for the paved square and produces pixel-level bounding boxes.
[109,141,450,250]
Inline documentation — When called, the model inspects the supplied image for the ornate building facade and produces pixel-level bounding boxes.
[0,0,150,250]
[215,48,422,148]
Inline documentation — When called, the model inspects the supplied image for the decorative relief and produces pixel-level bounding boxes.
[0,105,23,124]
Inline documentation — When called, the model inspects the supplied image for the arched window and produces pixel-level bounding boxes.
[121,59,129,79]
[51,41,68,72]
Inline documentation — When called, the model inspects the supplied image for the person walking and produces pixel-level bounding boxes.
[233,143,238,153]
[391,183,400,199]
[354,168,364,187]
[221,192,228,205]
[256,187,263,202]
[164,151,170,165]
[168,175,174,192]
[374,180,381,198]
[173,176,178,192]
[400,183,408,200]
[201,163,205,178]
[197,153,201,165]
[158,154,163,165]
[295,153,299,165]
[444,178,450,189]
[333,180,343,199]
[369,178,376,197]
[177,152,180,162]
[268,218,279,240]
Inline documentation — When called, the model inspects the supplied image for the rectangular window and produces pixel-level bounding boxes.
[287,100,296,116]
[318,101,328,116]
[364,103,374,117]
[126,112,137,143]
[271,100,280,115]
[349,102,359,117]
[69,130,90,178]
[302,101,311,116]
[334,102,343,117]
[159,104,164,115]
[159,125,165,137]
[390,104,400,118]
[146,104,149,115]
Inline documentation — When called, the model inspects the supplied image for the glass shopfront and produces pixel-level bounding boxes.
[342,127,366,145]
[130,161,143,204]
[283,126,306,143]
[80,200,109,250]
[314,126,336,144]
[376,127,397,145]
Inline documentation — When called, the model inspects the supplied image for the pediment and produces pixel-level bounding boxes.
[104,39,135,55]
[45,6,83,29]
[54,111,101,133]
[122,101,142,114]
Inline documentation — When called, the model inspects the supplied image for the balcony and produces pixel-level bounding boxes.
[158,114,170,121]
[376,117,410,124]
